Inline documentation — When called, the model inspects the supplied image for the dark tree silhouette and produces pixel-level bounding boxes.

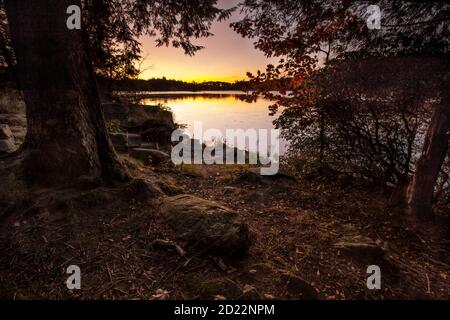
[407,85,450,221]
[82,0,232,79]
[5,0,127,184]
[4,0,230,185]
[233,0,449,221]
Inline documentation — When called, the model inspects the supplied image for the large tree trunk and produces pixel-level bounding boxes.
[4,0,127,185]
[407,90,450,221]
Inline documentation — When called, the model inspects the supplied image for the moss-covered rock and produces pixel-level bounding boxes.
[160,195,251,257]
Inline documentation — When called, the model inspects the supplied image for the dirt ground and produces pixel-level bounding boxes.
[1,154,449,300]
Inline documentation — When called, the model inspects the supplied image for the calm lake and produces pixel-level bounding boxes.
[135,91,289,155]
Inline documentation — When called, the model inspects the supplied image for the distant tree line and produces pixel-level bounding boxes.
[104,77,253,92]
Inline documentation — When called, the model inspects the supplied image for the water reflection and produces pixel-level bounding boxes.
[135,92,288,154]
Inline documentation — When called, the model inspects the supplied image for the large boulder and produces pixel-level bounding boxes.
[109,132,142,152]
[160,195,251,257]
[127,104,175,128]
[102,102,129,125]
[103,102,176,147]
[126,105,176,147]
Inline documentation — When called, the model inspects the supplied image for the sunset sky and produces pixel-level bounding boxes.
[138,0,277,83]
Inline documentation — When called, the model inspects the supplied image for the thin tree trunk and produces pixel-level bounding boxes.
[318,47,330,167]
[319,110,325,164]
[4,0,127,185]
[407,90,450,221]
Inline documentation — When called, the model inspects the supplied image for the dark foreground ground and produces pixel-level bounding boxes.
[0,154,449,300]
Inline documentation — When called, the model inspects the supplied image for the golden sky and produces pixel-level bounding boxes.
[138,0,277,83]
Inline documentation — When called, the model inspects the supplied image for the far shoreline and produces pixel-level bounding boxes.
[115,90,256,101]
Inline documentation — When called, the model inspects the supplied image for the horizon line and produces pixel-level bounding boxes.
[130,76,250,84]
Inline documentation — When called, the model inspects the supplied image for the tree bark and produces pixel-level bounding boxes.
[407,89,450,221]
[0,31,14,70]
[4,0,127,185]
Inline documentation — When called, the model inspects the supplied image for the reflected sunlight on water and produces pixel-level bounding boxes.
[138,92,288,154]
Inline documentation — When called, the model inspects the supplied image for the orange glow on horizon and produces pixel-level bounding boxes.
[138,70,247,83]
[136,0,277,84]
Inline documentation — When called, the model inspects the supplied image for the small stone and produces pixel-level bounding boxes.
[0,138,16,155]
[223,186,238,194]
[0,124,13,139]
[242,190,265,203]
[281,272,318,300]
[245,168,264,182]
[241,284,261,300]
